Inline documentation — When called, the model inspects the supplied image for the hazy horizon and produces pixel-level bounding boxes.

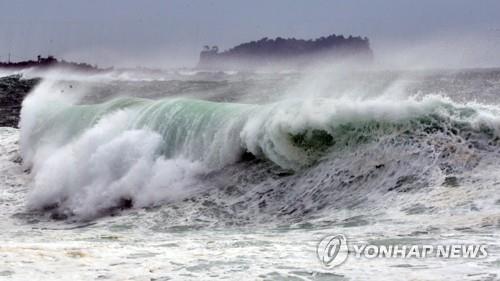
[0,0,499,69]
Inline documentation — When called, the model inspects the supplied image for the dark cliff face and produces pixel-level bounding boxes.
[0,75,39,128]
[198,34,373,69]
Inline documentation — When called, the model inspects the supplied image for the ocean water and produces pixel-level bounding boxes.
[1,68,500,280]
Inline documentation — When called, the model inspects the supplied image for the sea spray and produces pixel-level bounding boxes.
[18,77,500,218]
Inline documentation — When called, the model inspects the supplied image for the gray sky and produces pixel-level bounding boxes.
[0,0,499,68]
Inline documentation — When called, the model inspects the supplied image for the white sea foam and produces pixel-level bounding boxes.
[17,73,500,219]
[2,69,500,280]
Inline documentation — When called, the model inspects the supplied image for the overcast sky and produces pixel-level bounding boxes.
[0,0,499,68]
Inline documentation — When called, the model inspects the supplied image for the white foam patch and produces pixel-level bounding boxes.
[19,77,500,218]
[26,111,207,218]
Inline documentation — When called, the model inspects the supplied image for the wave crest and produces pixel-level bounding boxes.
[19,81,500,218]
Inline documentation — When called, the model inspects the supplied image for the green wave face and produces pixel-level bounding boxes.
[19,80,500,219]
[20,92,500,172]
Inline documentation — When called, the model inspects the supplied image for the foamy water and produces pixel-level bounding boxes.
[1,69,500,280]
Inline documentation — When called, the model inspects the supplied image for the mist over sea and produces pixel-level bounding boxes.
[0,67,499,280]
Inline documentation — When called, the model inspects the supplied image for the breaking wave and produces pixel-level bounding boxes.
[19,79,500,219]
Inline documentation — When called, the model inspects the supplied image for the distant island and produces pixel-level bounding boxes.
[0,55,110,72]
[198,33,373,69]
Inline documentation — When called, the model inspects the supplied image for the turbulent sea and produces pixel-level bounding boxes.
[1,68,500,280]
